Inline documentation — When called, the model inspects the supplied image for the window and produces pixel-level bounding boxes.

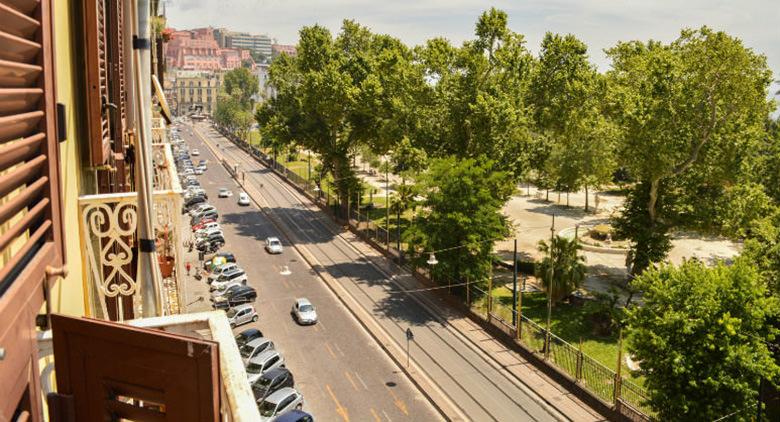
[0,0,65,418]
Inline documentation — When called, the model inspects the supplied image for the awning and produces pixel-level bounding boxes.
[152,74,172,124]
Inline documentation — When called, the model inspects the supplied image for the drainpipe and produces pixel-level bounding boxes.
[131,0,163,317]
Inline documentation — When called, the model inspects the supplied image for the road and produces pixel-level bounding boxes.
[189,121,563,421]
[178,124,441,422]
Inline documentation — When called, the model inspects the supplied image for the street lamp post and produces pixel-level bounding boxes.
[512,238,518,326]
[545,214,556,359]
[385,157,390,249]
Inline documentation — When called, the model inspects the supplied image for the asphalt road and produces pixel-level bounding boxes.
[178,124,441,422]
[188,121,562,421]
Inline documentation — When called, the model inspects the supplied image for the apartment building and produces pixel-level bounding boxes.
[224,31,273,60]
[172,70,222,115]
[165,27,252,71]
[0,1,258,420]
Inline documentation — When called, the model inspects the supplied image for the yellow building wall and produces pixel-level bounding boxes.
[49,0,87,317]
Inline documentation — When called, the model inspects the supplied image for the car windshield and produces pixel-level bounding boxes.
[299,304,313,313]
[226,309,238,318]
[240,344,255,357]
[258,400,278,417]
[270,240,280,246]
[246,362,264,374]
[255,375,273,388]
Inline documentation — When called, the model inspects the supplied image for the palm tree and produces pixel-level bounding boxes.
[536,236,586,304]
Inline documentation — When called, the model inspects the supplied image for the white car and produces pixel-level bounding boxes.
[291,298,317,325]
[196,228,223,241]
[195,222,220,235]
[190,204,216,217]
[237,192,250,206]
[192,148,200,156]
[265,237,283,254]
[194,167,204,175]
[226,304,258,328]
[207,262,240,283]
[218,188,232,198]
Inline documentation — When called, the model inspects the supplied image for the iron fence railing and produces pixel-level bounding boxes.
[221,128,655,421]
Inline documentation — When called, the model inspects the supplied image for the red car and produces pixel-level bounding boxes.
[192,218,217,231]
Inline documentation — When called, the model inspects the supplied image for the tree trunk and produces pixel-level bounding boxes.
[566,192,570,207]
[546,189,549,201]
[584,185,589,212]
[648,178,660,225]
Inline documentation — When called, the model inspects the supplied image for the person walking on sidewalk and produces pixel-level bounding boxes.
[186,261,192,276]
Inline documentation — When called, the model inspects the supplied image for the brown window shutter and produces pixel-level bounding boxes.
[83,0,111,166]
[0,0,65,288]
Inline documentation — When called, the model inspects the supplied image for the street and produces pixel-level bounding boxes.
[187,121,569,422]
[178,124,442,422]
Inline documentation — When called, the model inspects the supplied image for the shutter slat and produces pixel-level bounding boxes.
[0,110,43,142]
[2,0,40,16]
[0,153,46,198]
[0,2,39,39]
[0,131,44,171]
[0,175,46,224]
[0,196,48,253]
[0,59,40,87]
[0,87,42,115]
[0,29,40,63]
[0,219,51,285]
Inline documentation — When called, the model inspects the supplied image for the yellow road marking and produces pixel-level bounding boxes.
[344,371,359,391]
[370,408,382,422]
[325,343,337,359]
[326,384,350,422]
[385,385,409,416]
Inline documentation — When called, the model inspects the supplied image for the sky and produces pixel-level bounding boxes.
[164,0,780,93]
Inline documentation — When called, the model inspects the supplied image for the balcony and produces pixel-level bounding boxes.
[78,124,186,320]
[37,311,262,420]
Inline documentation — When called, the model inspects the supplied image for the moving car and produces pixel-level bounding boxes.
[256,388,303,421]
[251,367,295,405]
[212,285,257,309]
[218,187,232,198]
[226,304,258,328]
[192,148,200,156]
[265,237,283,254]
[246,350,285,385]
[237,192,250,206]
[274,410,314,422]
[291,298,317,325]
[235,328,264,348]
[240,337,275,364]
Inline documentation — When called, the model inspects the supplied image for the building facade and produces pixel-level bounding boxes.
[172,71,222,116]
[225,31,273,60]
[272,43,297,58]
[165,27,253,71]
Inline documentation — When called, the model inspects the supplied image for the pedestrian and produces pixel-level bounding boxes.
[186,261,192,276]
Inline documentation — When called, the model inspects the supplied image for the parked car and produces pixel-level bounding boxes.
[191,210,218,226]
[235,328,264,348]
[274,410,314,422]
[212,285,257,309]
[238,192,251,206]
[207,262,240,282]
[190,204,217,217]
[194,222,221,235]
[187,202,213,215]
[240,337,275,364]
[226,304,258,328]
[194,167,204,175]
[196,236,224,253]
[183,168,195,176]
[291,298,317,325]
[251,367,295,404]
[265,237,283,254]
[192,218,219,231]
[192,148,200,156]
[197,164,207,172]
[256,388,303,421]
[246,350,286,385]
[197,231,225,245]
[218,187,232,198]
[203,252,236,270]
[184,195,206,209]
[210,270,247,292]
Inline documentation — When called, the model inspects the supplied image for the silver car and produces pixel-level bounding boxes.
[226,304,257,328]
[218,187,232,198]
[291,298,317,325]
[240,337,275,364]
[257,387,304,421]
[246,350,285,385]
[265,237,283,254]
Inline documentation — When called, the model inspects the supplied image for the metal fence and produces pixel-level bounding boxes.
[222,129,654,421]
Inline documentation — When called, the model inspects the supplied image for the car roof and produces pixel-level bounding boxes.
[246,337,270,347]
[261,367,290,380]
[222,268,244,276]
[267,237,280,242]
[249,349,280,364]
[233,303,254,312]
[274,410,312,422]
[264,387,296,404]
[238,328,261,338]
[296,298,312,306]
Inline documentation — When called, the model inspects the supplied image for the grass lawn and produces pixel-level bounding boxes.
[248,130,262,148]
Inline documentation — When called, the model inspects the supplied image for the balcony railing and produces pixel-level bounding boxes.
[79,138,185,320]
[38,311,262,421]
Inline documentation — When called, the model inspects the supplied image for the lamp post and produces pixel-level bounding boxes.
[545,214,555,359]
[512,238,518,326]
[427,252,438,287]
[385,156,390,248]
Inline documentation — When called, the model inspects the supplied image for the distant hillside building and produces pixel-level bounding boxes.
[165,27,253,71]
[223,31,273,61]
[271,44,297,58]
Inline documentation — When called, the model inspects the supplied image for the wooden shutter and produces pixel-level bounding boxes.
[50,314,221,421]
[0,0,64,288]
[83,0,111,166]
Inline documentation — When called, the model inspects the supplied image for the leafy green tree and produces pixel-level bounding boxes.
[405,157,513,284]
[535,236,586,303]
[755,117,780,203]
[608,27,774,274]
[414,8,535,178]
[223,67,258,109]
[626,259,780,421]
[256,21,422,205]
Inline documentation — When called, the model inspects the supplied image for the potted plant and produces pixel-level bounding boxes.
[157,226,175,278]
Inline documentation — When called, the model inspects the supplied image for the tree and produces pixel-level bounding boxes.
[414,8,536,179]
[530,33,616,211]
[535,236,586,303]
[256,21,422,206]
[405,157,513,285]
[608,27,774,274]
[223,67,258,109]
[626,259,780,421]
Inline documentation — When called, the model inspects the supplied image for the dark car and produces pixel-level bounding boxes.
[184,195,206,208]
[235,328,264,348]
[196,236,225,253]
[252,367,295,404]
[273,409,313,422]
[212,285,257,309]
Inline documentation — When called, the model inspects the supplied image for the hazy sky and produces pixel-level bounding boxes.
[165,0,779,89]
